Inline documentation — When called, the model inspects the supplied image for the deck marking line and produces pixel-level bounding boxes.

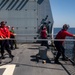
[0,64,16,75]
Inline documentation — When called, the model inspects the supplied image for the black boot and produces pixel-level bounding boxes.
[1,56,5,59]
[54,59,60,64]
[9,54,14,59]
[54,54,61,64]
[1,54,5,59]
[9,54,14,58]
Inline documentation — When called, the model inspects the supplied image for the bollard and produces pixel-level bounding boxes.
[39,46,47,60]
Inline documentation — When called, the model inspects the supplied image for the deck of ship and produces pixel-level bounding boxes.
[0,43,75,75]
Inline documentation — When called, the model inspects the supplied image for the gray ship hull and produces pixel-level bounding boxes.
[0,0,54,42]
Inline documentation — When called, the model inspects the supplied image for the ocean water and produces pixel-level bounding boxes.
[54,27,75,34]
[53,27,75,60]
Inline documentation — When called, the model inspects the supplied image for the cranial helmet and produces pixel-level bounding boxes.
[63,24,69,30]
[0,21,7,25]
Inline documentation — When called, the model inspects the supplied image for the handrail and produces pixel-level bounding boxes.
[73,37,75,64]
[1,34,75,64]
[1,38,75,42]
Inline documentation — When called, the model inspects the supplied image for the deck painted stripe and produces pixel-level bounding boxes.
[19,0,29,10]
[10,0,18,10]
[15,0,24,10]
[0,64,16,75]
[0,0,9,10]
[0,0,5,6]
[6,0,14,10]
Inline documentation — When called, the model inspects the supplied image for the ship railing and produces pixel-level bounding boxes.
[50,38,75,65]
[2,34,75,64]
[53,34,75,65]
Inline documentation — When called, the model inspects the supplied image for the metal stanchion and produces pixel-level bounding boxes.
[73,37,75,64]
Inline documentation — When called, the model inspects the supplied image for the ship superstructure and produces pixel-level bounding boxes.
[0,0,54,42]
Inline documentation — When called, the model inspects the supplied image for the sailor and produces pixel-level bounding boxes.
[41,26,49,49]
[0,21,14,59]
[10,26,18,49]
[54,24,75,64]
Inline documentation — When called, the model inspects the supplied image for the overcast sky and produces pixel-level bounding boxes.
[50,0,75,28]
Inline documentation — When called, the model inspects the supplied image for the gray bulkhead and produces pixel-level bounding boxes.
[0,0,54,42]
